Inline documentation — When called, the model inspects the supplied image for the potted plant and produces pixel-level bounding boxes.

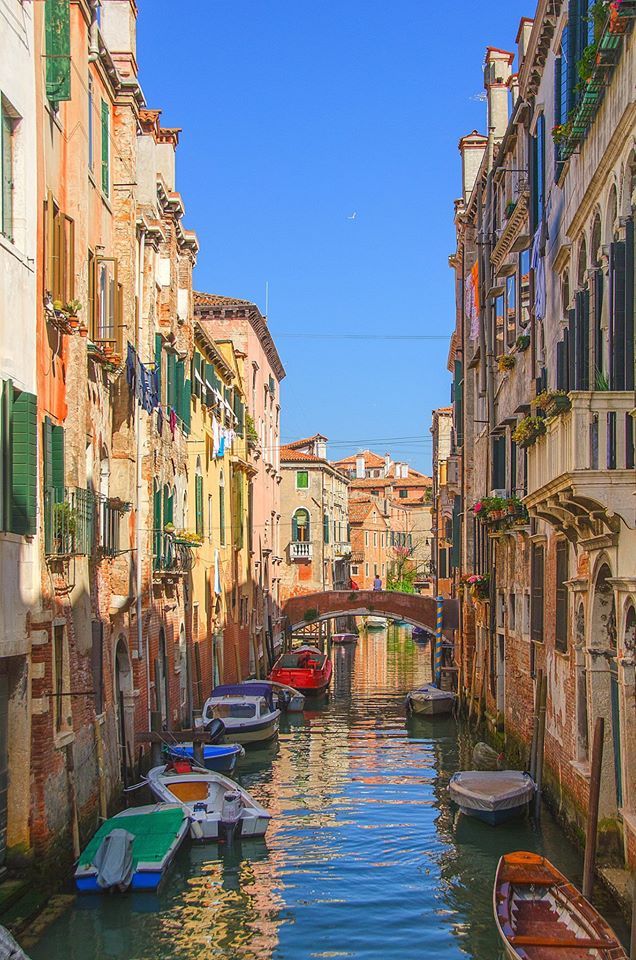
[53,500,77,553]
[552,120,573,145]
[512,415,547,448]
[535,389,571,416]
[595,369,610,390]
[498,354,516,372]
[461,573,490,601]
[63,299,82,330]
[173,529,204,546]
[78,323,89,338]
[515,334,530,352]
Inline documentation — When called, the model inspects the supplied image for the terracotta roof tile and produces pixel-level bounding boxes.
[193,291,254,307]
[280,449,326,464]
[333,449,386,468]
[285,434,328,450]
[349,501,377,523]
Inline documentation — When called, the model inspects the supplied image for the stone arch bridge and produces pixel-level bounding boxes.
[282,590,458,635]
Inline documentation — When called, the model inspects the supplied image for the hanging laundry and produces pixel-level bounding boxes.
[126,344,136,391]
[150,369,159,410]
[214,549,221,596]
[465,261,480,340]
[218,433,225,458]
[156,405,163,437]
[169,408,177,439]
[212,418,220,459]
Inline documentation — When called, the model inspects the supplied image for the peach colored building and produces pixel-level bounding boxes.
[194,294,285,671]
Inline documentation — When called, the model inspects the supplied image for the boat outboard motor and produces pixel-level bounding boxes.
[203,717,226,744]
[220,790,244,845]
[93,828,135,892]
[277,688,292,711]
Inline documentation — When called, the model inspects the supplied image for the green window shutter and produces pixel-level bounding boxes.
[10,389,37,536]
[163,485,173,526]
[451,497,462,569]
[51,424,65,497]
[195,474,203,537]
[454,360,463,447]
[182,378,192,434]
[292,514,298,541]
[45,0,71,103]
[101,100,110,196]
[175,359,185,422]
[167,353,177,409]
[219,487,225,546]
[153,486,162,570]
[323,514,329,544]
[233,394,244,437]
[154,334,162,401]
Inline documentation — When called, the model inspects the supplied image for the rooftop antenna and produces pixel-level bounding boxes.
[265,280,269,319]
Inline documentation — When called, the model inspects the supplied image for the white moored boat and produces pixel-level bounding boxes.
[146,762,271,841]
[243,678,305,713]
[405,684,456,717]
[201,684,281,746]
[331,633,358,645]
[449,770,535,826]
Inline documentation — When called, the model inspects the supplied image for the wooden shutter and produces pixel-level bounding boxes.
[575,289,590,389]
[323,514,329,544]
[154,335,163,403]
[10,389,37,535]
[101,100,109,196]
[492,435,506,491]
[166,353,177,409]
[555,540,569,653]
[593,268,604,382]
[291,513,298,541]
[195,474,203,537]
[609,241,626,390]
[175,359,185,422]
[556,339,568,390]
[51,423,65,497]
[162,485,173,526]
[567,0,580,113]
[153,485,162,569]
[454,360,463,447]
[531,545,544,643]
[451,497,461,569]
[45,0,71,103]
[554,53,563,180]
[567,308,576,389]
[625,217,634,391]
[182,378,192,434]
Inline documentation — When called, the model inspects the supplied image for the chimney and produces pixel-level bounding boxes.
[384,454,392,477]
[100,0,138,79]
[459,131,488,205]
[316,437,327,459]
[484,47,514,140]
[516,18,534,68]
[356,456,365,480]
[403,464,409,478]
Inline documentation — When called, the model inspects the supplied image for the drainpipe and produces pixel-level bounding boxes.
[88,1,100,62]
[484,125,496,444]
[135,226,150,727]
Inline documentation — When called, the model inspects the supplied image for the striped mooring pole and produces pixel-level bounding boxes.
[435,596,444,688]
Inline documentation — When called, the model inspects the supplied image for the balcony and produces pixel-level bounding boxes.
[525,392,636,537]
[45,487,95,557]
[333,541,351,557]
[289,541,312,560]
[153,532,194,577]
[97,496,130,558]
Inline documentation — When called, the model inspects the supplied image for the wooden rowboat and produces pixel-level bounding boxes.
[494,851,627,959]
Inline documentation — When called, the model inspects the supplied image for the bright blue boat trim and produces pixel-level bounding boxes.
[75,870,163,893]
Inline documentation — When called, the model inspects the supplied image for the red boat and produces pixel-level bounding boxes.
[269,645,332,696]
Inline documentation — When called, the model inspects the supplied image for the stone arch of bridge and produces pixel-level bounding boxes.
[282,590,440,635]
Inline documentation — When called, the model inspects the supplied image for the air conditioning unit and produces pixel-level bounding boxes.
[491,488,507,499]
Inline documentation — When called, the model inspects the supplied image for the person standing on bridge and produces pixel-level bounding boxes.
[373,573,382,591]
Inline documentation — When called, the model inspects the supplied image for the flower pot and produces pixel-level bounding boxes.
[68,316,79,330]
[79,325,88,338]
[545,395,571,416]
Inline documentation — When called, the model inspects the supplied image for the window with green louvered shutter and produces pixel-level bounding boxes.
[175,359,184,422]
[10,388,37,536]
[101,100,110,196]
[167,353,177,410]
[182,378,191,434]
[195,474,203,537]
[45,0,71,103]
[323,514,329,544]
[155,335,163,403]
[153,485,162,570]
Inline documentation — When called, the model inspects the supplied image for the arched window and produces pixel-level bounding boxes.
[625,604,636,658]
[591,215,602,268]
[561,270,570,316]
[292,508,310,543]
[606,184,618,243]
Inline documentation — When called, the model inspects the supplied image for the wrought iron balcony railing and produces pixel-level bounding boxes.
[45,487,95,557]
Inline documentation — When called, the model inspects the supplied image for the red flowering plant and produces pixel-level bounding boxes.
[460,573,490,601]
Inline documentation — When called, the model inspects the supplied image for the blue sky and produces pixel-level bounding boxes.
[137,1,526,473]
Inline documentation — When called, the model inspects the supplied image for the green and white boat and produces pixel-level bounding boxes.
[75,803,189,893]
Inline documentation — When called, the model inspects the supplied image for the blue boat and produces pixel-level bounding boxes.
[448,770,535,826]
[166,742,243,773]
[75,804,189,892]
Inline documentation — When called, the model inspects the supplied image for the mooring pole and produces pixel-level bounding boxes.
[533,673,547,819]
[529,669,543,781]
[582,716,604,901]
[435,596,444,687]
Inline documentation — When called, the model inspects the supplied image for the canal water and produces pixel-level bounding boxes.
[26,627,625,959]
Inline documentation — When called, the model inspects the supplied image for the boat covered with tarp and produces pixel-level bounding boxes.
[449,770,535,825]
[75,803,189,892]
[405,684,455,717]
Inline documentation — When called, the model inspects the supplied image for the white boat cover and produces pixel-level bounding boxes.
[93,828,135,891]
[0,924,31,960]
[409,685,455,701]
[449,770,535,811]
